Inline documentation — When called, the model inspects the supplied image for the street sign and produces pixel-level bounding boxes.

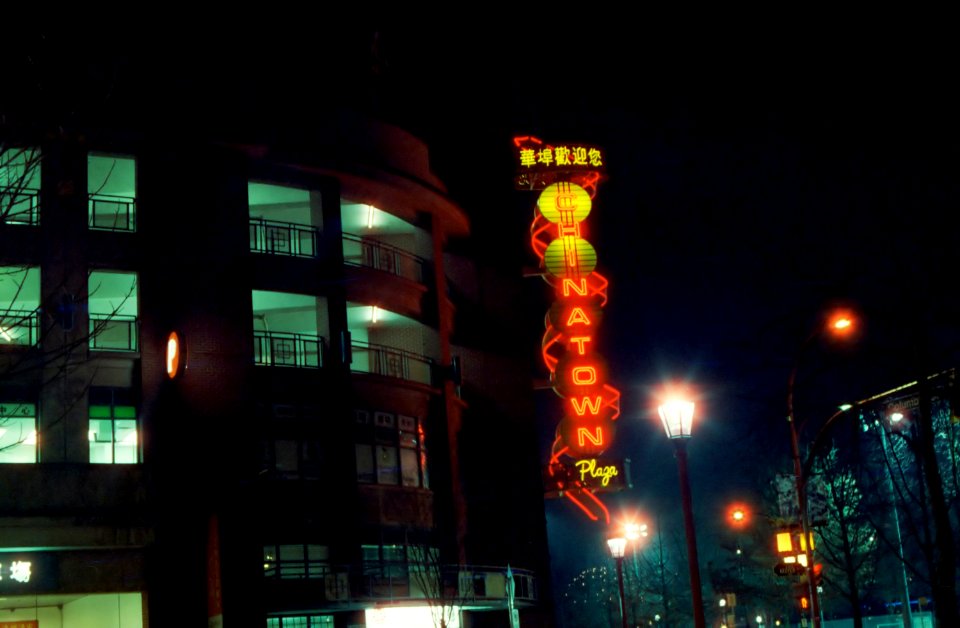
[774,562,805,576]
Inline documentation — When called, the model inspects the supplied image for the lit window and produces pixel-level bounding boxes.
[0,147,41,225]
[0,402,36,463]
[248,182,322,257]
[262,544,329,580]
[88,153,136,231]
[89,270,138,352]
[0,266,40,346]
[88,388,139,464]
[252,290,327,368]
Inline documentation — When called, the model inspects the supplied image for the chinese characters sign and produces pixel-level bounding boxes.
[0,560,32,583]
[516,136,623,523]
[513,136,606,190]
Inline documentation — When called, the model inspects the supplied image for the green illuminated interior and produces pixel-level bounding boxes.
[249,181,322,228]
[0,592,143,625]
[252,290,329,338]
[340,198,432,263]
[89,404,138,464]
[0,266,40,346]
[0,147,40,189]
[0,402,36,463]
[88,153,136,230]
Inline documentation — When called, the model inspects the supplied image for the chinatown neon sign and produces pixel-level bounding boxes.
[515,136,622,523]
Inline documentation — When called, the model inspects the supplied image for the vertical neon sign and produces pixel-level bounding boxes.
[514,137,621,523]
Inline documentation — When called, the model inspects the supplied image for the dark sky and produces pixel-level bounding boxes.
[371,23,960,582]
[10,21,960,595]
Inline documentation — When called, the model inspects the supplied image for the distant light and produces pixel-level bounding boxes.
[607,537,627,559]
[756,615,764,624]
[838,403,853,411]
[736,548,742,555]
[890,412,904,424]
[719,598,727,607]
[166,331,183,379]
[371,305,379,324]
[366,204,376,229]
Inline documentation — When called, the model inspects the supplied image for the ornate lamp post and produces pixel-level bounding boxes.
[607,536,628,628]
[658,398,706,628]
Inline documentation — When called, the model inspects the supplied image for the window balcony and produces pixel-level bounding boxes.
[89,314,139,352]
[0,188,39,226]
[342,233,424,283]
[0,309,39,346]
[89,194,136,232]
[350,340,432,385]
[254,330,324,368]
[250,218,319,258]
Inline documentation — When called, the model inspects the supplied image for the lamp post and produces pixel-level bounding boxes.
[608,536,628,628]
[658,398,706,628]
[786,309,856,628]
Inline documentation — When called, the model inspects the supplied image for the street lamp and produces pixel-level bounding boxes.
[658,398,706,628]
[607,536,628,628]
[786,308,857,628]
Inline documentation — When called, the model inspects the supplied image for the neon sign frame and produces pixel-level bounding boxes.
[515,136,623,523]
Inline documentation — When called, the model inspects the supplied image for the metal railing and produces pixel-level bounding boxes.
[89,314,139,352]
[89,194,136,231]
[0,188,39,225]
[350,341,432,385]
[254,331,324,368]
[250,218,319,258]
[0,309,39,345]
[342,233,424,283]
[263,562,538,606]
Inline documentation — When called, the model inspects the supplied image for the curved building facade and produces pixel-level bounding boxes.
[0,111,551,627]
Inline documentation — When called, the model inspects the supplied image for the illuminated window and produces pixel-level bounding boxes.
[88,270,139,352]
[265,616,333,628]
[262,544,330,580]
[340,198,428,282]
[253,290,328,368]
[0,266,40,346]
[363,544,408,583]
[0,402,36,463]
[346,302,438,385]
[88,387,139,464]
[354,411,428,488]
[0,147,41,225]
[88,153,136,231]
[249,182,322,257]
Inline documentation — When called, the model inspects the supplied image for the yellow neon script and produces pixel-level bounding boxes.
[575,459,619,487]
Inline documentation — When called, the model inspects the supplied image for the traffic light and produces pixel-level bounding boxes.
[813,563,824,588]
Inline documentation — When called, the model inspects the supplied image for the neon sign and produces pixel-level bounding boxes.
[516,136,623,523]
[0,560,32,583]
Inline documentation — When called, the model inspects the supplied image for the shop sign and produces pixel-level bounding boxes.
[0,621,40,628]
[0,560,32,584]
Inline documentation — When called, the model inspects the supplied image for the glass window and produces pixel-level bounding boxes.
[0,147,41,225]
[88,388,139,464]
[0,266,40,346]
[265,617,333,628]
[263,543,329,580]
[89,270,138,352]
[0,402,36,463]
[355,410,428,488]
[88,153,136,231]
[249,182,322,257]
[252,290,327,368]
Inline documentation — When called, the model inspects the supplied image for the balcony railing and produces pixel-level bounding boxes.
[89,194,136,232]
[342,233,424,283]
[254,331,324,368]
[350,341,432,385]
[0,309,39,346]
[263,562,538,606]
[89,314,139,352]
[0,188,39,225]
[250,218,319,258]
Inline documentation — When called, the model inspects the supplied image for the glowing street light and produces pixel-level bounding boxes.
[786,307,859,628]
[658,396,706,628]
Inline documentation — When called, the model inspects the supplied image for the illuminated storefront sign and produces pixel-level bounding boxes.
[515,136,624,523]
[0,560,32,583]
[0,621,39,628]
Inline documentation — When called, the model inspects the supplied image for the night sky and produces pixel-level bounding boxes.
[9,20,960,606]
